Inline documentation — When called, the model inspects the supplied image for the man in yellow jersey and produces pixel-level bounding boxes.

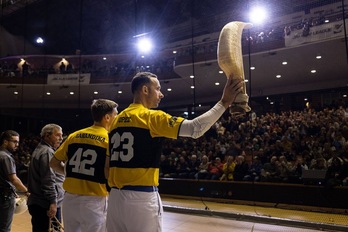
[50,99,118,232]
[106,72,243,232]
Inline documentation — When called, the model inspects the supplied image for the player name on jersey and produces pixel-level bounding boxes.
[74,133,106,142]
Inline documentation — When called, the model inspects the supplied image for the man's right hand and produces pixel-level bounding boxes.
[47,203,57,219]
[219,76,244,109]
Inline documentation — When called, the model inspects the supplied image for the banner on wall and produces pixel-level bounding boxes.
[47,73,91,85]
[285,19,347,47]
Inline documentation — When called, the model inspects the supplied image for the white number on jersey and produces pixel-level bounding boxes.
[110,132,134,162]
[69,148,97,176]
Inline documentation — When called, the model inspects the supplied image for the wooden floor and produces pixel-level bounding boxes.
[12,196,348,232]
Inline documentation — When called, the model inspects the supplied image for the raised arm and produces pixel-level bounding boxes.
[179,77,242,139]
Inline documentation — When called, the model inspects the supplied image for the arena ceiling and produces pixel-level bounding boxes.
[0,0,347,111]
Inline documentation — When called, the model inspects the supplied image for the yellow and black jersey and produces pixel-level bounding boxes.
[54,125,109,196]
[108,103,184,188]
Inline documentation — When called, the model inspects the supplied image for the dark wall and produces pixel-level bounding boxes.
[159,178,348,209]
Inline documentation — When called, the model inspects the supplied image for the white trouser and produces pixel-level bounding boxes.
[62,192,107,232]
[107,188,163,232]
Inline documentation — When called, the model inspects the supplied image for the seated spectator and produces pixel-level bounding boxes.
[243,156,263,182]
[176,156,191,179]
[289,156,308,183]
[310,156,327,170]
[233,155,249,181]
[277,155,292,182]
[195,155,209,180]
[326,156,343,187]
[340,154,348,186]
[160,155,177,178]
[188,154,200,179]
[220,156,235,181]
[261,156,281,182]
[207,157,223,180]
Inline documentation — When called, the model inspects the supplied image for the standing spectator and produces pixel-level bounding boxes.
[50,99,118,232]
[22,62,29,77]
[106,71,242,232]
[59,62,65,74]
[0,130,29,232]
[27,124,64,232]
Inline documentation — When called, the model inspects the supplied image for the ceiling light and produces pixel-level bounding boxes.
[316,55,322,59]
[118,90,122,94]
[172,50,177,54]
[250,67,255,70]
[103,57,107,60]
[343,94,347,98]
[190,75,194,78]
[137,37,153,54]
[94,91,98,94]
[36,37,44,44]
[215,82,220,85]
[190,86,195,89]
[14,91,18,95]
[46,92,51,95]
[304,98,308,101]
[167,88,172,91]
[325,19,329,23]
[69,92,74,95]
[282,61,287,65]
[276,75,281,78]
[219,70,223,74]
[244,79,249,82]
[249,6,267,25]
[311,70,316,73]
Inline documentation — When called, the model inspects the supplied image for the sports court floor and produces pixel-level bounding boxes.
[12,196,348,232]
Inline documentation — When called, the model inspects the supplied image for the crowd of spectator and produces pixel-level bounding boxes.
[159,105,348,187]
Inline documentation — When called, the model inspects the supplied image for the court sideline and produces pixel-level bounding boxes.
[11,196,348,232]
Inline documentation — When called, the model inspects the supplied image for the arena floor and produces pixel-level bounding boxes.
[12,196,348,232]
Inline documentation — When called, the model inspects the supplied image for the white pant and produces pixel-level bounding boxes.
[62,192,107,232]
[107,188,163,232]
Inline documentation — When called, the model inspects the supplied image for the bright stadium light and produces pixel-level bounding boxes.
[249,6,267,25]
[137,37,153,54]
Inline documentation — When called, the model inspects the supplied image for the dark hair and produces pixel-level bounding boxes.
[0,130,19,145]
[91,99,118,122]
[131,72,158,94]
